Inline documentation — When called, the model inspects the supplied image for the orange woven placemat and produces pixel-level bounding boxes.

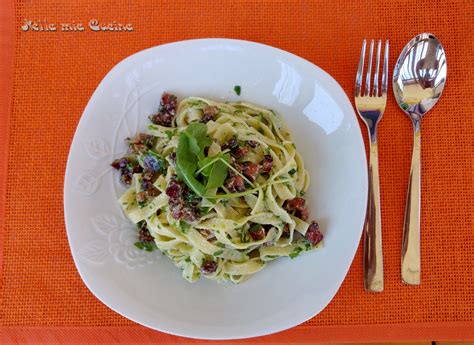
[1,0,473,343]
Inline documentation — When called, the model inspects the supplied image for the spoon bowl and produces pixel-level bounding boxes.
[393,33,447,121]
[393,33,447,285]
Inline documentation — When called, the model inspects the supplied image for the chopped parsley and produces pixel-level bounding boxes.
[234,85,241,96]
[200,207,211,215]
[184,191,199,204]
[185,256,191,262]
[240,231,250,243]
[213,250,224,256]
[288,168,297,175]
[179,221,190,234]
[289,246,303,259]
[134,241,157,252]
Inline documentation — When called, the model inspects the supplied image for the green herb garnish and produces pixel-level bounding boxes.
[234,85,241,96]
[134,241,157,252]
[289,247,303,259]
[176,122,232,196]
[175,123,209,196]
[196,152,231,192]
[165,130,175,139]
[288,168,297,175]
[200,207,211,215]
[185,256,191,262]
[240,231,250,243]
[184,191,199,204]
[213,250,224,256]
[248,223,262,233]
[179,221,191,233]
[206,154,230,189]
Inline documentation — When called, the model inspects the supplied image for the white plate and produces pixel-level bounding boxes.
[64,39,367,340]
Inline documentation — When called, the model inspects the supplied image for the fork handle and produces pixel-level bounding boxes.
[363,141,384,292]
[401,121,421,285]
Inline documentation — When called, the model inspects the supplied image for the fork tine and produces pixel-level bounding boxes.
[355,39,366,97]
[364,40,374,96]
[373,40,382,97]
[382,40,389,93]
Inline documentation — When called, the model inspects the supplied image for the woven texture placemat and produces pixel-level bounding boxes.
[1,0,473,342]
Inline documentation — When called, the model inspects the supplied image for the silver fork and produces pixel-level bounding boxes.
[354,39,388,292]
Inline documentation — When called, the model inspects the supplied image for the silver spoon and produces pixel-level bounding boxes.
[393,33,447,285]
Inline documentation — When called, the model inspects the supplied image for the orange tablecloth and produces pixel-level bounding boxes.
[1,0,473,343]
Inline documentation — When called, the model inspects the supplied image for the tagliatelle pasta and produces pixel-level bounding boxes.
[112,94,323,283]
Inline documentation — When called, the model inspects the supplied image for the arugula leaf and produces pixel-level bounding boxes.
[176,133,206,196]
[196,150,230,177]
[185,122,211,156]
[206,154,230,189]
[176,122,231,196]
[197,155,216,177]
[186,133,201,157]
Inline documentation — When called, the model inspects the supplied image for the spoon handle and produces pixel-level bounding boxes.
[401,120,421,285]
[363,141,384,292]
